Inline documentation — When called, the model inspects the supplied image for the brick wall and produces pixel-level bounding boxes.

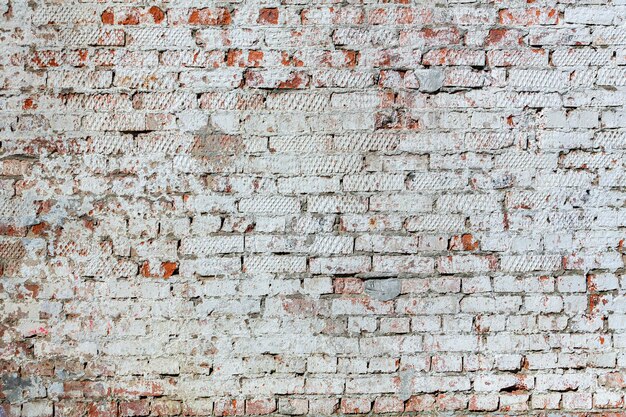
[1,0,625,415]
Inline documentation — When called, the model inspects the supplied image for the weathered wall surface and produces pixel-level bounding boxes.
[1,0,626,415]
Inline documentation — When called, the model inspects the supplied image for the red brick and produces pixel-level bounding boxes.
[119,401,149,417]
[340,398,371,414]
[499,8,558,26]
[258,8,279,25]
[245,399,276,415]
[373,396,404,413]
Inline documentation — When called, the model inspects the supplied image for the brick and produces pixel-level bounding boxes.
[278,398,308,415]
[214,399,244,416]
[500,255,562,272]
[199,91,265,110]
[404,214,465,232]
[499,393,529,412]
[34,6,99,26]
[332,132,399,152]
[245,399,276,415]
[312,69,376,88]
[564,7,616,25]
[412,376,471,393]
[562,392,592,410]
[179,258,241,276]
[373,396,404,413]
[310,256,371,274]
[82,113,145,131]
[301,154,363,175]
[180,236,243,255]
[307,195,368,213]
[126,27,195,48]
[373,255,435,274]
[397,296,459,315]
[120,400,150,416]
[340,214,403,232]
[593,392,624,408]
[64,93,133,112]
[308,399,338,415]
[239,197,300,214]
[436,193,502,213]
[152,400,182,416]
[169,8,232,26]
[332,27,390,46]
[485,29,524,47]
[407,172,467,191]
[310,235,353,255]
[356,235,419,253]
[539,28,592,46]
[509,69,569,92]
[487,49,548,67]
[47,70,113,90]
[423,49,486,66]
[244,255,306,273]
[267,93,330,112]
[499,8,558,26]
[114,69,176,91]
[405,394,436,412]
[400,27,461,47]
[531,393,561,409]
[553,48,612,66]
[438,255,497,274]
[245,69,310,89]
[340,398,371,414]
[469,394,499,411]
[380,317,410,334]
[370,194,432,213]
[179,69,244,90]
[557,275,586,293]
[102,6,165,25]
[597,67,626,87]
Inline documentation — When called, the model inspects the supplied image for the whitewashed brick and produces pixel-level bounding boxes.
[4,1,623,412]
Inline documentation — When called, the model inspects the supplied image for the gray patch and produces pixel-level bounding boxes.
[1,374,32,403]
[398,369,415,401]
[279,401,301,415]
[414,69,445,93]
[364,278,401,301]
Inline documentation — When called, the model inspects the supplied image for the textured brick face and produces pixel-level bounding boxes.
[1,0,625,415]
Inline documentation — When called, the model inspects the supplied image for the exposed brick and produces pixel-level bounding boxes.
[119,400,150,417]
[168,8,232,26]
[499,8,558,26]
[245,399,276,415]
[258,8,279,25]
[340,398,371,414]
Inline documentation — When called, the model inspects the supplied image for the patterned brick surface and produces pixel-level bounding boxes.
[1,0,626,415]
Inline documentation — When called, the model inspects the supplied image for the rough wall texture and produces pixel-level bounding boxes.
[1,0,626,415]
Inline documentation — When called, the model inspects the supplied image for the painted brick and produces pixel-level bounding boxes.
[310,256,371,274]
[307,195,368,213]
